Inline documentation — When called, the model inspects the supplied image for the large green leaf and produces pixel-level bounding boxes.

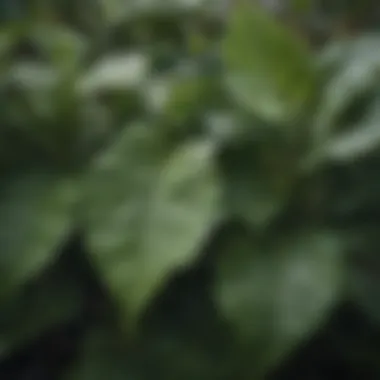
[214,228,344,376]
[84,123,221,324]
[0,168,78,298]
[222,1,317,125]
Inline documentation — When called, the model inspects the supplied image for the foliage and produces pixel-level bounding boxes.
[1,0,380,379]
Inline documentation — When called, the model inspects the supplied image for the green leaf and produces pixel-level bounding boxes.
[0,168,78,298]
[5,62,60,124]
[214,229,344,375]
[161,74,224,124]
[3,62,86,160]
[315,99,380,165]
[222,2,317,125]
[0,265,84,359]
[313,35,380,144]
[305,94,380,170]
[30,23,88,70]
[84,123,221,324]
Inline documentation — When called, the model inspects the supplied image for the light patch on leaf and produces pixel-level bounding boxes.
[77,53,150,96]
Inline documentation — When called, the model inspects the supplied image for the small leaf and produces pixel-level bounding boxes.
[314,35,380,143]
[222,2,317,125]
[214,229,344,375]
[322,108,380,162]
[84,123,221,324]
[0,168,78,298]
[307,98,380,167]
[5,62,60,123]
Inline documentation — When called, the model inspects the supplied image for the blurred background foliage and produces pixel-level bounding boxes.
[2,0,380,379]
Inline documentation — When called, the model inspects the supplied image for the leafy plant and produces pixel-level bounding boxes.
[2,1,380,379]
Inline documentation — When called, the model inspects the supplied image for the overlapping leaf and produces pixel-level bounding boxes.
[0,168,78,299]
[214,228,344,376]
